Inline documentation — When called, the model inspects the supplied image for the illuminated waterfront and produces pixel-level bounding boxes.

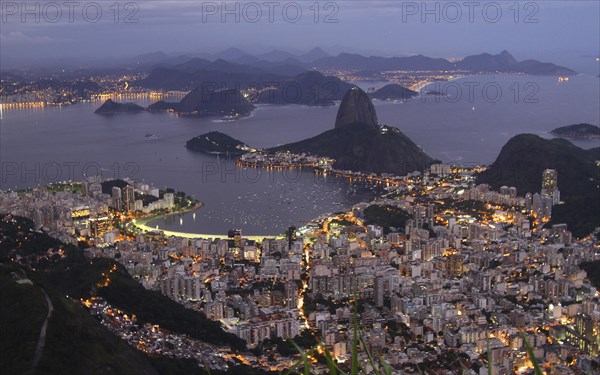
[1,74,598,236]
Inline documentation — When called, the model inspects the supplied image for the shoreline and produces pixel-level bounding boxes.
[132,202,282,241]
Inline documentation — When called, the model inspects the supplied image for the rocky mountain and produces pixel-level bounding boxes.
[270,87,434,174]
[186,131,251,155]
[148,87,255,118]
[370,84,418,101]
[335,87,378,129]
[477,134,600,236]
[94,99,145,114]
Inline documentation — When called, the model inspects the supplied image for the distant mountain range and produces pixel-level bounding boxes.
[135,49,575,94]
[1,48,577,84]
[312,50,575,76]
[131,47,330,68]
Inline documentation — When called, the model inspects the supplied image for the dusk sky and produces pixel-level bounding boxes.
[1,0,599,72]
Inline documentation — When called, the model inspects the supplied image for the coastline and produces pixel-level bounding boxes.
[131,202,282,241]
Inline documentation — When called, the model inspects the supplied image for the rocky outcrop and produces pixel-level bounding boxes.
[271,87,434,174]
[334,87,378,129]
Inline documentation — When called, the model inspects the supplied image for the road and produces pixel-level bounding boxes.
[32,287,53,369]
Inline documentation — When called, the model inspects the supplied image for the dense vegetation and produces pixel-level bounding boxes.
[362,205,410,234]
[101,178,129,195]
[0,215,249,374]
[580,261,600,289]
[101,262,247,350]
[186,131,249,155]
[0,264,47,374]
[44,257,247,351]
[1,263,161,375]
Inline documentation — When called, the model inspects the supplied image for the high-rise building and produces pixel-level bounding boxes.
[287,225,297,249]
[90,216,112,239]
[525,193,532,211]
[541,169,560,205]
[542,169,558,193]
[284,281,298,309]
[447,254,464,277]
[228,229,243,249]
[123,185,135,212]
[111,186,122,199]
[81,181,90,197]
[163,192,175,208]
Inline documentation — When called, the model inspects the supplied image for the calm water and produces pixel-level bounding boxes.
[1,74,598,235]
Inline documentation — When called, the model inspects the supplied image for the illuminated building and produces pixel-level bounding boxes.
[284,281,298,309]
[112,186,122,211]
[112,186,122,199]
[163,192,175,208]
[287,225,297,249]
[90,216,112,239]
[566,314,600,356]
[71,207,91,220]
[447,254,463,277]
[123,186,136,212]
[228,229,243,250]
[71,207,91,233]
[541,169,560,205]
[81,181,90,197]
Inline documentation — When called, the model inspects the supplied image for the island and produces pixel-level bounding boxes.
[185,131,253,155]
[370,84,418,100]
[550,123,600,140]
[94,99,145,114]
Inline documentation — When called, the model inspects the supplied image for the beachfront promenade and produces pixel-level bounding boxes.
[132,218,282,241]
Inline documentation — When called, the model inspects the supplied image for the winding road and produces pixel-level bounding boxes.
[32,287,53,369]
